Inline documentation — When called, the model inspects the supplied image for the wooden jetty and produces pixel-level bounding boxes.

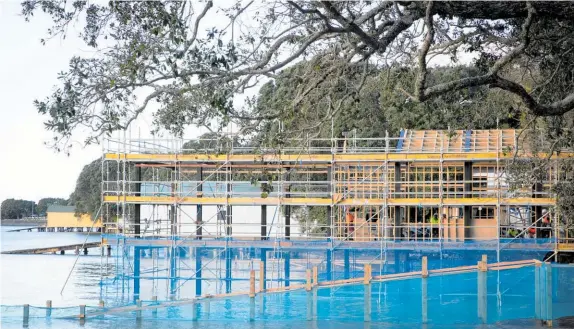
[6,226,101,233]
[6,226,43,232]
[1,242,102,255]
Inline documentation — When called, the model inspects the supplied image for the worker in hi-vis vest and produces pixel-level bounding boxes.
[345,208,355,241]
[430,213,439,238]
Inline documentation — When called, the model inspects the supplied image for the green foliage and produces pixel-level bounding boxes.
[36,198,68,215]
[182,132,235,155]
[21,1,574,151]
[296,206,328,235]
[69,158,103,218]
[253,61,520,232]
[1,199,37,219]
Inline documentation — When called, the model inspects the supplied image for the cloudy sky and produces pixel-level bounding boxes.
[0,1,471,204]
[0,2,210,203]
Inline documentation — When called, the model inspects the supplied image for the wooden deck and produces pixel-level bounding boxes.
[1,242,101,254]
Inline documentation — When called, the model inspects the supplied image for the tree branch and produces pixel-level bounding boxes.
[320,1,383,52]
[418,3,538,110]
[492,76,574,116]
[415,1,434,99]
[177,1,213,58]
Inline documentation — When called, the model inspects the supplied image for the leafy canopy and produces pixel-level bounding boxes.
[20,1,574,150]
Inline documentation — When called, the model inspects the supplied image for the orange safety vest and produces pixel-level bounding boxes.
[346,212,355,224]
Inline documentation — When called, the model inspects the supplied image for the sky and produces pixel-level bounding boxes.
[0,2,96,202]
[0,2,209,203]
[0,1,471,204]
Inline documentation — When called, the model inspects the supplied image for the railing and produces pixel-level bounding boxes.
[101,180,557,199]
[7,257,544,322]
[103,131,572,155]
[101,220,567,244]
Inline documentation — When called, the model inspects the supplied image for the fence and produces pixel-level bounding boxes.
[2,258,573,327]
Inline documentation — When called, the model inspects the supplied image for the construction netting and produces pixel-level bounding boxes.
[2,261,573,329]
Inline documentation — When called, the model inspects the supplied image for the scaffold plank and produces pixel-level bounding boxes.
[102,195,556,206]
[104,152,573,163]
[558,244,574,252]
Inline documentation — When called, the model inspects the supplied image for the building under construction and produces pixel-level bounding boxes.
[98,129,574,308]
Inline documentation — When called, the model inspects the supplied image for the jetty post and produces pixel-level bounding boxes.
[306,269,312,321]
[312,266,318,320]
[136,299,142,321]
[364,263,372,322]
[478,255,488,323]
[422,256,428,324]
[545,263,553,327]
[249,269,256,321]
[46,300,52,317]
[23,304,29,327]
[79,304,86,325]
[152,296,158,317]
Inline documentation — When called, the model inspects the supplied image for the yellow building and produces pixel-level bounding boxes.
[46,205,102,232]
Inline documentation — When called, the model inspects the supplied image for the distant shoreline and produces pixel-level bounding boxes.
[1,219,47,226]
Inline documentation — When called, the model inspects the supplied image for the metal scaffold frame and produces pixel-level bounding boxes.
[98,128,574,303]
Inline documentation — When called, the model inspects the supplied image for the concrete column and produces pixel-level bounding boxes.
[533,182,543,237]
[134,166,141,238]
[261,205,267,240]
[170,205,177,237]
[197,166,203,240]
[284,251,291,287]
[170,164,178,236]
[326,249,333,281]
[226,171,232,236]
[464,161,473,240]
[285,167,291,240]
[225,248,232,293]
[344,249,350,279]
[195,247,202,296]
[226,205,232,237]
[394,162,402,239]
[261,249,267,290]
[327,166,333,239]
[169,246,177,298]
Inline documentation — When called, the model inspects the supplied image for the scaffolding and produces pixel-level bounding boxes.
[99,129,574,305]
